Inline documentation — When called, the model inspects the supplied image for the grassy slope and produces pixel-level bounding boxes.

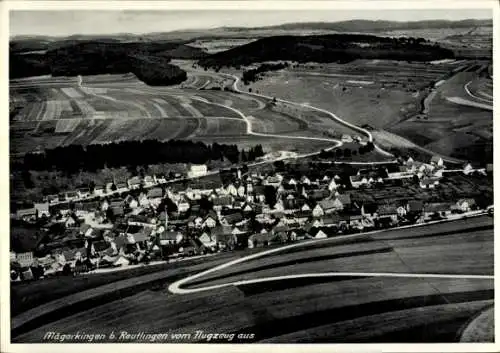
[12,216,493,343]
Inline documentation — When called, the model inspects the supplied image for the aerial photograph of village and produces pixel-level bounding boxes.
[7,4,495,346]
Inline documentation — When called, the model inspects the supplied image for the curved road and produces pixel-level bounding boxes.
[169,214,493,295]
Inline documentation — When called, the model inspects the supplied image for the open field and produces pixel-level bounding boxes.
[390,70,493,162]
[244,59,492,162]
[10,71,348,155]
[12,216,493,343]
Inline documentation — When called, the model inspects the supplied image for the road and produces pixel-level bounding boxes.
[168,213,493,295]
[223,72,394,158]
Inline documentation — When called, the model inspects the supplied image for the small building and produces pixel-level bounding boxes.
[16,208,37,221]
[341,134,353,143]
[128,176,142,190]
[144,176,155,187]
[188,164,208,178]
[419,177,440,189]
[456,198,476,213]
[34,202,50,218]
[430,156,444,167]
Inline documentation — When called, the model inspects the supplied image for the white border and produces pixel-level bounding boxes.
[1,1,498,353]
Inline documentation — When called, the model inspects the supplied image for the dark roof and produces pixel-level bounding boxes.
[112,206,124,216]
[93,240,110,252]
[337,194,352,205]
[214,195,232,206]
[147,187,163,198]
[222,212,243,224]
[424,202,453,213]
[213,225,233,236]
[407,200,424,212]
[128,176,142,185]
[377,204,399,215]
[158,231,180,241]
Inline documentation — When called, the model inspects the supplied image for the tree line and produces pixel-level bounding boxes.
[242,62,289,84]
[17,140,266,173]
[198,34,455,69]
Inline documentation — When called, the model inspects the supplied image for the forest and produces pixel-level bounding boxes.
[198,34,455,69]
[16,140,265,173]
[9,40,204,85]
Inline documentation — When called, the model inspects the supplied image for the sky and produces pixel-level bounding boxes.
[10,9,493,37]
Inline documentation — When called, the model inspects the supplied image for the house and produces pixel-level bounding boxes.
[313,229,328,239]
[127,176,142,190]
[144,176,155,187]
[462,163,474,175]
[328,179,338,191]
[93,185,105,196]
[199,232,217,249]
[248,231,276,248]
[312,204,324,218]
[78,187,91,199]
[156,174,167,184]
[188,164,208,178]
[301,203,311,212]
[16,252,34,267]
[309,189,330,201]
[177,198,191,213]
[47,194,59,204]
[203,211,218,228]
[265,175,282,187]
[350,175,369,189]
[237,185,246,197]
[158,230,183,245]
[16,208,37,221]
[221,212,244,225]
[430,156,444,167]
[242,203,254,213]
[138,193,150,207]
[226,183,238,197]
[407,200,424,214]
[456,198,476,212]
[105,183,115,193]
[423,203,453,220]
[116,182,128,193]
[147,187,163,200]
[337,194,352,208]
[66,191,79,201]
[34,202,50,218]
[300,176,311,185]
[213,195,233,209]
[377,204,399,222]
[318,198,343,214]
[419,177,440,189]
[341,134,353,143]
[323,214,341,227]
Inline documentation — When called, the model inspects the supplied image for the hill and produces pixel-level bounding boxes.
[198,33,455,68]
[9,40,209,85]
[225,19,493,32]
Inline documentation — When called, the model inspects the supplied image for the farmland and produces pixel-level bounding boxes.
[12,216,494,343]
[244,58,493,162]
[10,70,349,156]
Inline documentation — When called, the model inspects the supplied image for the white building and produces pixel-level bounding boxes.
[188,164,208,178]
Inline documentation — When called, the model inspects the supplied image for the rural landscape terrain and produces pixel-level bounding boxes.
[9,14,494,345]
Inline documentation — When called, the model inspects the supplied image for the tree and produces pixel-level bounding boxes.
[264,185,277,208]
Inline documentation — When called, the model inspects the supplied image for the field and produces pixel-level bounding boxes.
[12,216,494,343]
[245,59,493,162]
[10,70,346,156]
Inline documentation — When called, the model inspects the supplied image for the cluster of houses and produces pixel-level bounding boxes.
[10,156,490,281]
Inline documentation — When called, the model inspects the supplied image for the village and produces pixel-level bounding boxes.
[10,155,493,282]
